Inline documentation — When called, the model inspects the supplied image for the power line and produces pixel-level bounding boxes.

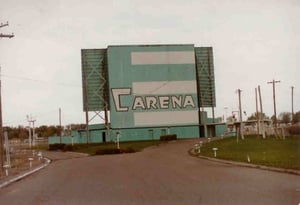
[2,109,61,126]
[1,74,81,87]
[0,21,14,38]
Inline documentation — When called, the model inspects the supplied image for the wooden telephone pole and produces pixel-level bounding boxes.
[0,66,3,170]
[267,79,281,128]
[0,22,14,171]
[237,89,244,142]
[291,86,294,123]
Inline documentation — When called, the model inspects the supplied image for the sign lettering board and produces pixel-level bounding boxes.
[107,45,199,128]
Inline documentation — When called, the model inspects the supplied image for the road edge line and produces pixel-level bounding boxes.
[0,158,51,189]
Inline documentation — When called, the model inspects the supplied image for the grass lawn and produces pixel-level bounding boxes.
[65,140,161,155]
[192,135,300,170]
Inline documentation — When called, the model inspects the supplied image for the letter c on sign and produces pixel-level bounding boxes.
[112,88,131,112]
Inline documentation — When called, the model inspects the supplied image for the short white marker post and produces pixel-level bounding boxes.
[199,141,203,147]
[3,164,9,176]
[28,158,34,168]
[37,151,43,161]
[247,155,251,163]
[194,144,200,154]
[198,141,203,153]
[212,148,218,158]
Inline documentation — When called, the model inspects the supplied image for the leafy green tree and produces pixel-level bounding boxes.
[33,125,60,138]
[247,112,269,121]
[5,126,28,140]
[292,111,300,124]
[278,112,291,124]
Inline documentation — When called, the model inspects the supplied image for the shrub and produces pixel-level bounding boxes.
[160,134,177,141]
[63,144,79,151]
[123,147,135,153]
[48,143,66,151]
[287,124,300,135]
[95,147,136,155]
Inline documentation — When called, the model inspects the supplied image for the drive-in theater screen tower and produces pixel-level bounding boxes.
[81,44,216,141]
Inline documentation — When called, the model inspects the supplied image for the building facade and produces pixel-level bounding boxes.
[49,44,223,144]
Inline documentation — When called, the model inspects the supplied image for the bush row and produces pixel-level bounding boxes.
[48,143,77,151]
[287,125,300,135]
[160,134,177,141]
[95,147,135,155]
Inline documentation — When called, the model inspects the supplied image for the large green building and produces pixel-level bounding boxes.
[49,44,226,144]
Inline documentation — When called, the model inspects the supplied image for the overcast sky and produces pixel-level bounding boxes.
[0,0,299,127]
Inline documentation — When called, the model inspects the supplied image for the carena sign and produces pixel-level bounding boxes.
[112,89,196,111]
[107,45,199,128]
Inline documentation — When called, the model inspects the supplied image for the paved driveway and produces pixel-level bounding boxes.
[0,139,299,205]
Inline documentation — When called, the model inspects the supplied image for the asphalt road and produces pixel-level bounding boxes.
[0,139,299,205]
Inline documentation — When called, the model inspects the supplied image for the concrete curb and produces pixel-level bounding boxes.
[0,158,51,189]
[188,149,300,176]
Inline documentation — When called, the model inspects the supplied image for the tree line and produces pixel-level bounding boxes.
[246,111,300,124]
[5,110,300,140]
[5,124,86,140]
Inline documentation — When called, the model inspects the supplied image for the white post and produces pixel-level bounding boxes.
[32,120,36,147]
[37,151,43,161]
[3,164,9,176]
[28,126,32,149]
[281,127,285,140]
[212,148,218,157]
[4,129,11,168]
[28,158,33,168]
[194,144,200,154]
[116,132,120,149]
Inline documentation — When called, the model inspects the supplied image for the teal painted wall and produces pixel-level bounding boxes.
[215,124,227,136]
[48,125,200,144]
[107,45,199,129]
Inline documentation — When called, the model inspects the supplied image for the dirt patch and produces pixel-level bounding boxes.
[0,148,44,180]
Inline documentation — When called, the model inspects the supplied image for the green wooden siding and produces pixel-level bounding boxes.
[195,47,216,107]
[81,49,109,111]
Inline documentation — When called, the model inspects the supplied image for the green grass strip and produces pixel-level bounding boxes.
[192,136,300,170]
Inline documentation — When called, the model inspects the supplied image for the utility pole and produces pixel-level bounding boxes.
[0,66,3,171]
[0,22,14,171]
[224,107,228,122]
[0,22,14,38]
[59,108,62,144]
[255,88,260,136]
[237,89,244,142]
[267,80,281,128]
[258,86,265,139]
[32,118,36,147]
[27,115,36,148]
[291,86,294,123]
